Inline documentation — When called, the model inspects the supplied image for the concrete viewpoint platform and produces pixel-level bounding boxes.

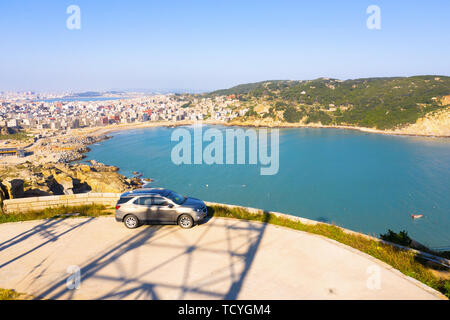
[0,216,443,300]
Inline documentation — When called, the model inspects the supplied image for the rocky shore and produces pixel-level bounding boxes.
[0,160,143,213]
[0,132,146,212]
[35,134,112,163]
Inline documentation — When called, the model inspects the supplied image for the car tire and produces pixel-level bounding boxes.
[178,214,194,229]
[124,214,140,229]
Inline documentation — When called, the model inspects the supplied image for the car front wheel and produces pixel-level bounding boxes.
[124,214,140,229]
[178,214,194,229]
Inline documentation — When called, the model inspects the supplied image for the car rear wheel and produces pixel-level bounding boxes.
[178,214,194,229]
[124,214,140,229]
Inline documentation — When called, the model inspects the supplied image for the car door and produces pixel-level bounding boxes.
[131,197,154,222]
[152,197,178,223]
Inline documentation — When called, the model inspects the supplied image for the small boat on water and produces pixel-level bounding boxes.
[411,214,424,219]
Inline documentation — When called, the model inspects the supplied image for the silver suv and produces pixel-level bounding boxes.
[115,188,207,229]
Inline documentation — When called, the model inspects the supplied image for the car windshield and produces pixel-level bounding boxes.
[167,191,186,205]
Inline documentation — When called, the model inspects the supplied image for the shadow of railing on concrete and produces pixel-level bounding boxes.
[0,218,95,270]
[34,213,270,300]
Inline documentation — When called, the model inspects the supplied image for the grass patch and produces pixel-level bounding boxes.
[0,288,27,300]
[207,205,450,298]
[0,132,30,141]
[0,204,112,224]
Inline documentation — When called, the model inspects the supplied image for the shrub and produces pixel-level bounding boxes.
[380,229,412,247]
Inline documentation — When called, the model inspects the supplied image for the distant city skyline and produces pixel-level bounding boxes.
[1,0,449,92]
[0,87,214,95]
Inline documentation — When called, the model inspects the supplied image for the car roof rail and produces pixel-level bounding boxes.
[121,188,169,198]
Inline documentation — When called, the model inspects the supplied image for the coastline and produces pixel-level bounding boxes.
[74,119,450,138]
[63,118,449,177]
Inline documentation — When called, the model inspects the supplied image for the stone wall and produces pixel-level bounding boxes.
[3,193,121,213]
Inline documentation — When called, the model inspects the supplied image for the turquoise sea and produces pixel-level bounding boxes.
[84,125,450,249]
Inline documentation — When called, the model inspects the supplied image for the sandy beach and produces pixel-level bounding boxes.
[74,119,450,138]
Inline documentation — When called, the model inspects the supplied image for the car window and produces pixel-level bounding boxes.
[117,197,132,205]
[135,197,153,206]
[152,197,168,206]
[166,191,185,205]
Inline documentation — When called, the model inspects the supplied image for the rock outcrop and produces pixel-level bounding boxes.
[1,179,25,198]
[0,184,8,213]
[0,161,143,201]
[395,108,450,136]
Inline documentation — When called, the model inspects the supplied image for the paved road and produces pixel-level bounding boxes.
[0,217,443,300]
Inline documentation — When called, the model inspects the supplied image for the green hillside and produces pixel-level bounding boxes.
[209,76,450,129]
[210,80,289,96]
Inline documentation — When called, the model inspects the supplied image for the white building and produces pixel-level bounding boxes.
[6,119,18,127]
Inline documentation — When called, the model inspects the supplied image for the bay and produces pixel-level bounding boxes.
[84,125,450,249]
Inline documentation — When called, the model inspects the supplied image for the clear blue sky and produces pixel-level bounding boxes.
[0,0,449,92]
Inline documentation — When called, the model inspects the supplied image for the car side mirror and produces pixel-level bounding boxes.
[168,203,174,208]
